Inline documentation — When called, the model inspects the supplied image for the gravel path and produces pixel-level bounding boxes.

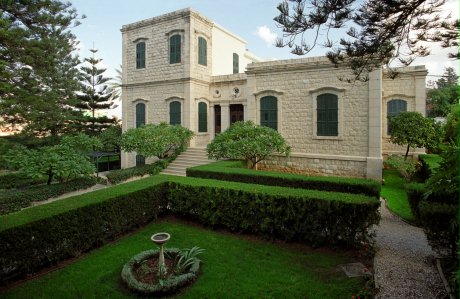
[374,199,448,298]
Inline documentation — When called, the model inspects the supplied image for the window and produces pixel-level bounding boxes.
[135,103,145,128]
[387,99,407,134]
[169,101,181,125]
[136,42,145,69]
[136,155,145,166]
[198,102,207,132]
[233,53,239,74]
[198,37,207,66]
[170,34,181,64]
[260,96,277,131]
[317,93,338,136]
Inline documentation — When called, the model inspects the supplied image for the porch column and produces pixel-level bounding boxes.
[220,103,230,132]
[367,68,383,180]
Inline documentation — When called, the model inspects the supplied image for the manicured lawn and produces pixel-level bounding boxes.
[1,219,365,298]
[381,169,415,223]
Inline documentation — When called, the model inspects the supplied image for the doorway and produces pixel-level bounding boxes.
[230,104,244,125]
[214,105,221,134]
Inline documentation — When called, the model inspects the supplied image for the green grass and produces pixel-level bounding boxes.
[418,154,442,171]
[381,169,415,223]
[0,174,377,232]
[0,219,365,299]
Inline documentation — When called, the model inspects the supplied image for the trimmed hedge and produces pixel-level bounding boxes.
[187,160,381,198]
[0,175,379,284]
[106,159,168,184]
[0,172,47,190]
[0,183,167,283]
[405,182,427,223]
[418,154,442,181]
[0,176,98,215]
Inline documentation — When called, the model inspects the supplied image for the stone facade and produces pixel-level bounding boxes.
[120,8,427,180]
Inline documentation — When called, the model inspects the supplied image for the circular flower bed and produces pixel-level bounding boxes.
[121,248,201,295]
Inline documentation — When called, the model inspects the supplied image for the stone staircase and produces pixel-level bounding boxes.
[161,147,213,176]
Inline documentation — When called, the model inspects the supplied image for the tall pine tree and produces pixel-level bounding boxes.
[0,0,83,137]
[76,48,118,136]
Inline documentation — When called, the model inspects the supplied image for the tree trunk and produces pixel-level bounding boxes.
[47,169,54,185]
[404,144,410,160]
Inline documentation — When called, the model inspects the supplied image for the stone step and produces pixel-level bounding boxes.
[161,147,212,176]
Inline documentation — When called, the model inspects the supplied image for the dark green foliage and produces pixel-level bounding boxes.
[418,201,458,259]
[0,175,379,283]
[106,160,168,184]
[0,0,84,136]
[0,172,47,190]
[444,105,459,144]
[166,182,380,247]
[418,154,442,181]
[274,0,458,82]
[121,248,200,295]
[98,124,122,152]
[0,177,97,215]
[404,183,427,222]
[187,161,381,198]
[0,183,167,284]
[427,85,459,117]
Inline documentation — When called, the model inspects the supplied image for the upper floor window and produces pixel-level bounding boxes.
[317,93,338,136]
[169,101,181,125]
[387,99,407,134]
[198,102,207,132]
[136,42,146,69]
[198,37,207,66]
[170,34,181,64]
[233,53,239,74]
[260,96,278,131]
[135,102,145,128]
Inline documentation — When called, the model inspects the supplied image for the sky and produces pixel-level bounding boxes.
[69,0,460,117]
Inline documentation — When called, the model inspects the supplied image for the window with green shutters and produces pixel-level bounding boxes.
[198,102,207,132]
[233,53,239,74]
[317,93,338,136]
[198,37,207,66]
[135,103,145,128]
[387,99,407,134]
[260,96,278,131]
[169,101,181,125]
[136,155,145,166]
[169,35,181,64]
[136,42,145,69]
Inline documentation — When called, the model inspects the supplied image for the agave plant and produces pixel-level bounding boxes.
[174,246,205,275]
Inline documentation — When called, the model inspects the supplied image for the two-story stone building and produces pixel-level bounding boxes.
[120,8,427,180]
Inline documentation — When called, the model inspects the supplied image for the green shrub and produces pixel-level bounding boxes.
[404,183,427,222]
[418,154,442,181]
[187,161,381,198]
[384,155,421,181]
[0,176,97,215]
[166,181,380,247]
[0,183,167,283]
[0,172,47,190]
[418,201,459,259]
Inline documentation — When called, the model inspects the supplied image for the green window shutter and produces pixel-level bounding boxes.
[136,155,145,166]
[198,102,207,132]
[317,93,338,136]
[136,42,145,69]
[170,35,181,64]
[169,101,181,125]
[198,37,207,66]
[387,99,407,134]
[260,96,278,131]
[233,53,239,74]
[135,103,145,128]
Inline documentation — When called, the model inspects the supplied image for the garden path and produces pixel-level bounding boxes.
[374,199,447,298]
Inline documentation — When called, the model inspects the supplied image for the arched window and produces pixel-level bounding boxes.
[198,37,207,66]
[260,96,278,131]
[170,34,181,64]
[136,42,145,69]
[317,93,338,136]
[387,99,407,134]
[169,101,181,125]
[233,53,239,74]
[135,103,145,128]
[198,102,207,132]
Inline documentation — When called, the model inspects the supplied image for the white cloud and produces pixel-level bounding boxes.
[255,25,277,46]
